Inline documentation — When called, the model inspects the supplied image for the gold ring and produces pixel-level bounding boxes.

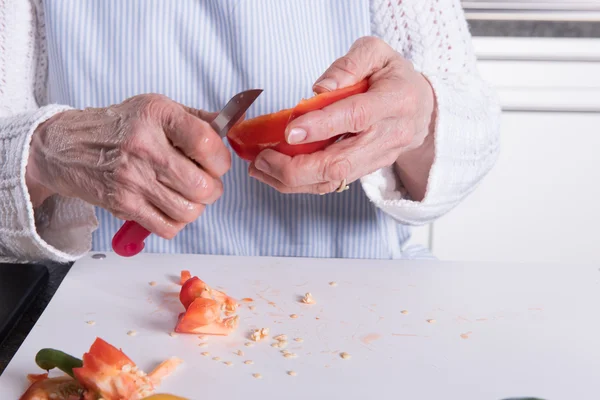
[335,179,350,193]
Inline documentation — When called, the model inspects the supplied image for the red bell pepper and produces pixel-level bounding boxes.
[175,273,240,335]
[227,79,369,161]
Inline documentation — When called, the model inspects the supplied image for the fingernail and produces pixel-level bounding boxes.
[287,128,307,144]
[314,78,338,92]
[255,158,270,173]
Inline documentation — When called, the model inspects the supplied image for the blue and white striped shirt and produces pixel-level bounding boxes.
[43,0,430,259]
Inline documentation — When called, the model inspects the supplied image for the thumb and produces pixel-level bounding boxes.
[313,36,395,94]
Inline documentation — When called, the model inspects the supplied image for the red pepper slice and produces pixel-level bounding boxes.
[227,79,369,161]
[72,338,148,400]
[176,275,239,335]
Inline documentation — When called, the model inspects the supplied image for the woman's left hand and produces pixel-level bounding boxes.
[249,36,436,199]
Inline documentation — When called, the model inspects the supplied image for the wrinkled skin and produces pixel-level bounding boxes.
[249,36,436,201]
[26,94,231,238]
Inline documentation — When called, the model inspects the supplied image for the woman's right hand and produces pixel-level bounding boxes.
[26,94,230,239]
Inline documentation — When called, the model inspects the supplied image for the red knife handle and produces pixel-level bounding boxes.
[112,221,151,257]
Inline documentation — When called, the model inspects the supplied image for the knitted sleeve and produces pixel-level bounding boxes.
[360,0,501,224]
[0,0,97,263]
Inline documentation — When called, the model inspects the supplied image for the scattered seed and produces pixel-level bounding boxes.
[197,335,206,340]
[401,310,409,315]
[235,350,244,356]
[201,352,210,357]
[244,342,254,347]
[121,364,132,373]
[169,332,178,337]
[212,357,221,361]
[274,334,287,341]
[148,281,157,287]
[290,314,299,319]
[250,328,270,341]
[340,352,351,360]
[224,361,233,367]
[127,330,137,336]
[252,373,262,379]
[85,320,96,326]
[271,342,280,348]
[281,349,290,355]
[283,353,297,359]
[301,292,316,305]
[328,282,338,287]
[198,343,208,348]
[293,338,304,342]
[287,371,297,376]
[426,319,436,324]
[244,360,254,365]
[460,331,473,339]
[249,305,256,311]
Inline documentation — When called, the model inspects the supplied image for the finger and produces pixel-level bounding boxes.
[285,88,404,144]
[249,164,344,195]
[255,119,403,188]
[155,146,224,205]
[162,108,231,178]
[144,180,205,224]
[111,192,185,240]
[313,36,396,93]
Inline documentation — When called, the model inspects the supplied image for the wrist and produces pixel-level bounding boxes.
[26,115,62,207]
[394,76,437,201]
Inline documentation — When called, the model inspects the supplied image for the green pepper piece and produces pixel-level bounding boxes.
[35,348,83,378]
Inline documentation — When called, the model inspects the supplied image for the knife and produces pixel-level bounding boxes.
[111,89,263,257]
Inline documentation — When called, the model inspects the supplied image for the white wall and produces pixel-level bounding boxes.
[406,37,600,264]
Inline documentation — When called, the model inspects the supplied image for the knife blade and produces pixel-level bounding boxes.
[210,89,263,138]
[111,89,263,257]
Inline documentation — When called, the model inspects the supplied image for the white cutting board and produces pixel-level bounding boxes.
[1,253,599,399]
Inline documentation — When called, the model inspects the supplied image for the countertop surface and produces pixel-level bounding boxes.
[2,253,600,399]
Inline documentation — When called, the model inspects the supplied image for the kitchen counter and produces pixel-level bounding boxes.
[0,262,72,374]
[2,253,599,399]
[469,20,600,37]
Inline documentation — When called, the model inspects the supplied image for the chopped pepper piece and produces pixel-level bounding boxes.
[175,274,240,335]
[20,338,181,400]
[227,79,369,161]
[179,270,192,285]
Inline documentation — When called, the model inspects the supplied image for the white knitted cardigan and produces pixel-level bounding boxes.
[0,0,500,262]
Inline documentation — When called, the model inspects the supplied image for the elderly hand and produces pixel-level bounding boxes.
[249,36,436,200]
[26,94,230,239]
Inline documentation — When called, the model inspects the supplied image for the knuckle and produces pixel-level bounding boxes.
[356,36,378,48]
[193,122,220,158]
[108,191,138,217]
[325,156,352,182]
[113,160,137,185]
[334,55,361,77]
[348,100,370,132]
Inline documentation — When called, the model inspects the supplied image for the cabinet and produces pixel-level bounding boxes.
[406,37,600,263]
